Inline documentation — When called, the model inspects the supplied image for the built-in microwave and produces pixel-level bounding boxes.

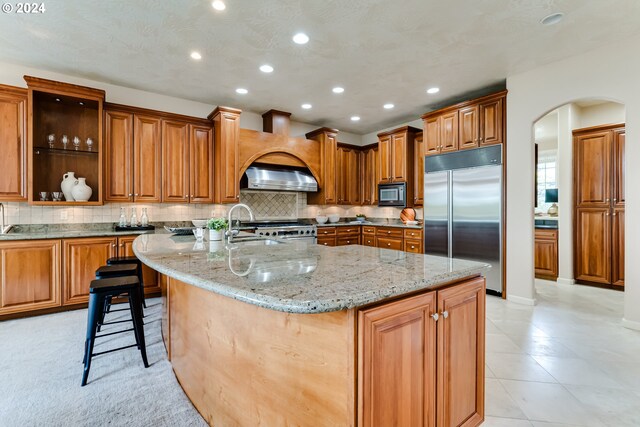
[378,182,406,207]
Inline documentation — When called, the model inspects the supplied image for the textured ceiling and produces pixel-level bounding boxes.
[1,0,640,134]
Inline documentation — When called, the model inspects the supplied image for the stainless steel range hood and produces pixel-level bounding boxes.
[241,165,318,192]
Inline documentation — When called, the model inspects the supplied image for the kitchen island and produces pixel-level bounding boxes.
[133,233,490,427]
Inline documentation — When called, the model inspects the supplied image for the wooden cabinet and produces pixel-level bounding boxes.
[0,85,27,201]
[414,132,425,206]
[458,105,479,150]
[361,144,379,206]
[189,124,214,203]
[336,226,361,246]
[317,226,424,254]
[133,115,162,202]
[211,107,241,204]
[306,128,338,205]
[404,229,424,254]
[376,229,403,251]
[478,96,504,146]
[162,120,190,202]
[105,110,134,202]
[534,228,558,280]
[63,236,117,305]
[117,235,160,294]
[337,144,361,205]
[573,124,625,287]
[575,208,611,285]
[0,240,61,315]
[378,126,419,184]
[422,91,506,157]
[378,135,391,183]
[359,276,485,427]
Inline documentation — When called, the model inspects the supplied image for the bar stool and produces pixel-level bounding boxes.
[81,275,149,386]
[107,256,146,308]
[95,264,140,331]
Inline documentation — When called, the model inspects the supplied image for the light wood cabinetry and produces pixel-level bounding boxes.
[105,110,133,201]
[360,144,379,205]
[573,124,625,287]
[534,228,558,280]
[162,120,190,202]
[209,107,241,204]
[414,132,425,206]
[306,127,339,205]
[133,115,163,202]
[378,126,419,184]
[189,124,214,203]
[422,91,506,157]
[0,85,27,201]
[359,276,485,427]
[318,226,424,253]
[337,144,361,205]
[0,240,61,315]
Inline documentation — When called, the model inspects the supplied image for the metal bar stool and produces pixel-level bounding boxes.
[95,264,140,331]
[107,256,146,308]
[81,275,148,386]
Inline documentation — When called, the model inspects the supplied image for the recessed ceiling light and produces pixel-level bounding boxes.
[383,103,394,109]
[211,0,226,11]
[301,103,312,109]
[351,116,360,121]
[190,51,202,60]
[427,87,440,94]
[332,87,345,94]
[235,88,248,94]
[259,64,274,73]
[540,12,564,26]
[292,33,309,44]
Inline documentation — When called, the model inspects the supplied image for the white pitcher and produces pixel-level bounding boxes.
[71,177,92,202]
[61,172,77,202]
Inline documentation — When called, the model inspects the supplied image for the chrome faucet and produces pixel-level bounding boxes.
[0,203,13,234]
[226,203,255,243]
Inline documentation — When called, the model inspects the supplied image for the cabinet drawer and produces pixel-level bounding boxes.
[404,239,423,254]
[535,228,557,241]
[403,229,423,240]
[317,236,336,247]
[337,226,361,236]
[376,237,403,251]
[376,227,403,238]
[362,236,376,247]
[337,236,360,246]
[362,226,376,235]
[318,227,337,236]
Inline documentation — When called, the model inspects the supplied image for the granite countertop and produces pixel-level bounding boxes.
[0,222,193,241]
[132,233,489,314]
[316,220,422,230]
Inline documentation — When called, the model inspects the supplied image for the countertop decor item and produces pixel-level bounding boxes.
[207,217,228,241]
[545,188,558,216]
[400,207,416,223]
[315,215,328,224]
[328,214,340,223]
[355,214,366,222]
[60,171,77,202]
[71,177,92,202]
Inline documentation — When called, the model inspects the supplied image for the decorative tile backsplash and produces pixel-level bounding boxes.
[1,191,420,225]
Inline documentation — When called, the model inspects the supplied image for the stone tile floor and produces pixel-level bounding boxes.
[484,280,640,427]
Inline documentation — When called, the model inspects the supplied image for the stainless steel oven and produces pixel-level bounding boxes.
[378,182,407,207]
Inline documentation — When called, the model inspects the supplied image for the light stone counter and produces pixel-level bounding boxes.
[133,233,489,314]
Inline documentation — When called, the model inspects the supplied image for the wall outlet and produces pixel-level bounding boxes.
[60,211,68,220]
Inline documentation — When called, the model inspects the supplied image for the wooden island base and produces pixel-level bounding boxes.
[160,275,485,427]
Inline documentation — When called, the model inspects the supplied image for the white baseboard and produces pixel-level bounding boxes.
[507,294,537,306]
[622,318,640,331]
[556,277,576,286]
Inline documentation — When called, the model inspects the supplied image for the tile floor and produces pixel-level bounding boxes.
[484,279,640,427]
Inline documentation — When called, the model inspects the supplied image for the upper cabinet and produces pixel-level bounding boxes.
[189,124,214,203]
[306,127,339,205]
[26,76,105,205]
[413,132,424,206]
[210,107,242,204]
[422,90,506,157]
[377,126,420,183]
[0,85,27,201]
[360,144,379,206]
[336,144,361,205]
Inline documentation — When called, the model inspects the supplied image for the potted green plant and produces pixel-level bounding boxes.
[207,217,228,241]
[355,213,366,223]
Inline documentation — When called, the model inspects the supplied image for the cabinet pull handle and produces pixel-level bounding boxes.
[442,311,449,319]
[431,313,439,322]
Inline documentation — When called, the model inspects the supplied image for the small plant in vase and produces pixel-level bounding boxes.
[355,214,366,223]
[207,217,228,241]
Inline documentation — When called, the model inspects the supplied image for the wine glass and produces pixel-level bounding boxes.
[73,136,80,150]
[47,134,55,148]
[86,137,93,151]
[61,135,69,149]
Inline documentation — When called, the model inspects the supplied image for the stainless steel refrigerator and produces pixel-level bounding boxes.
[423,145,503,295]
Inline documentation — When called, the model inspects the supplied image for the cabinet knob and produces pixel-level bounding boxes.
[605,212,610,216]
[185,195,188,198]
[112,244,116,248]
[191,194,194,197]
[411,246,415,249]
[606,198,610,202]
[612,213,617,216]
[128,193,133,197]
[387,243,391,247]
[613,198,617,202]
[135,194,139,196]
[323,243,328,246]
[442,311,449,319]
[347,240,350,244]
[387,231,391,234]
[431,313,439,322]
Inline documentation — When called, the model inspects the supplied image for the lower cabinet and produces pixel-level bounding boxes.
[317,226,424,254]
[0,239,61,316]
[117,235,161,294]
[358,276,485,427]
[534,228,558,280]
[63,237,117,305]
[336,226,361,246]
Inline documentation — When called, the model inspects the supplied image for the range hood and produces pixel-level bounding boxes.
[241,165,318,192]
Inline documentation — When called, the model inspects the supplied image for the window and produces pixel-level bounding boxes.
[537,151,557,212]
